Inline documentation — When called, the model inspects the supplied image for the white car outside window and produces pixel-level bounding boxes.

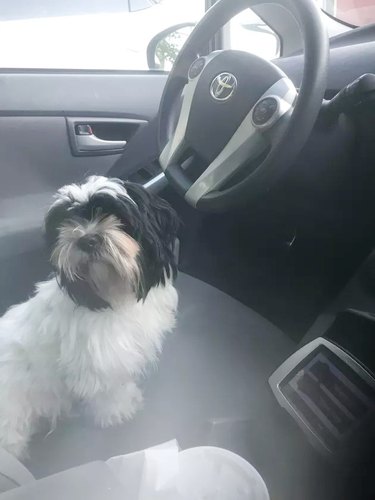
[0,0,283,71]
[0,0,204,70]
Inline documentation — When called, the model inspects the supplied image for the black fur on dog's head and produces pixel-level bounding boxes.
[45,176,179,310]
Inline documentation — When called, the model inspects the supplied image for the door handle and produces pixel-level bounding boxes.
[66,117,147,157]
[75,132,127,152]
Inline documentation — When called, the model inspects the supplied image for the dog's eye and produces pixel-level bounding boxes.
[93,207,103,218]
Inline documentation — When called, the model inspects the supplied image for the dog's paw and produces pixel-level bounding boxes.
[0,417,33,459]
[87,382,144,428]
[0,435,29,460]
[118,382,144,420]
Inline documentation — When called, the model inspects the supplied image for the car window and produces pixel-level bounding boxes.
[0,0,205,71]
[226,8,280,60]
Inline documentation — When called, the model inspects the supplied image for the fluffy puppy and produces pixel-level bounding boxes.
[0,176,179,458]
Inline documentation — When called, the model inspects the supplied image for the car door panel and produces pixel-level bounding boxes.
[0,71,168,311]
[0,116,122,197]
[0,71,167,117]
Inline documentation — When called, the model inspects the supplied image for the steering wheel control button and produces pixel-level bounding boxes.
[188,57,205,79]
[210,72,237,101]
[252,96,279,127]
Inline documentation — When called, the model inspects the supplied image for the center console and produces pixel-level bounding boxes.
[269,253,375,472]
[269,328,375,463]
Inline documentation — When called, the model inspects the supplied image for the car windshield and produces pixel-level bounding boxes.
[317,0,375,27]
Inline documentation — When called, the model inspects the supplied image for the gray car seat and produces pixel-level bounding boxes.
[22,273,294,482]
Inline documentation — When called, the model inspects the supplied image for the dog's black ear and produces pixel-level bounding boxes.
[123,182,180,299]
[44,200,70,249]
[123,181,180,250]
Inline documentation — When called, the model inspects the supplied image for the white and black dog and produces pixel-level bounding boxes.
[0,176,179,458]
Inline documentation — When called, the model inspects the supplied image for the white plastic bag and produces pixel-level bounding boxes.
[106,441,269,500]
[107,440,179,500]
[177,447,269,500]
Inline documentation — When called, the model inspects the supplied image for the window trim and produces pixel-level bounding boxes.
[219,5,283,59]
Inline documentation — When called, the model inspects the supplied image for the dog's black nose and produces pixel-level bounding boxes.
[77,234,101,253]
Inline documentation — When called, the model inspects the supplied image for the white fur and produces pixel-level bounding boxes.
[0,278,178,458]
[55,175,135,206]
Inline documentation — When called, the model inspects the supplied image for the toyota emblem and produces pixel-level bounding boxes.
[210,72,237,101]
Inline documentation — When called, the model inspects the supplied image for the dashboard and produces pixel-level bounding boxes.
[278,39,375,95]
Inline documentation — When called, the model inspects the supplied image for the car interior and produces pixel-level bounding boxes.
[0,0,374,499]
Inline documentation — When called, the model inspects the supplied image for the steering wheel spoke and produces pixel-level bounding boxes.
[185,117,267,207]
[160,52,222,170]
[185,77,297,206]
[159,79,197,170]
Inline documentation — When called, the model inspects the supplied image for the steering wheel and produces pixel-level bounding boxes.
[158,0,328,211]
